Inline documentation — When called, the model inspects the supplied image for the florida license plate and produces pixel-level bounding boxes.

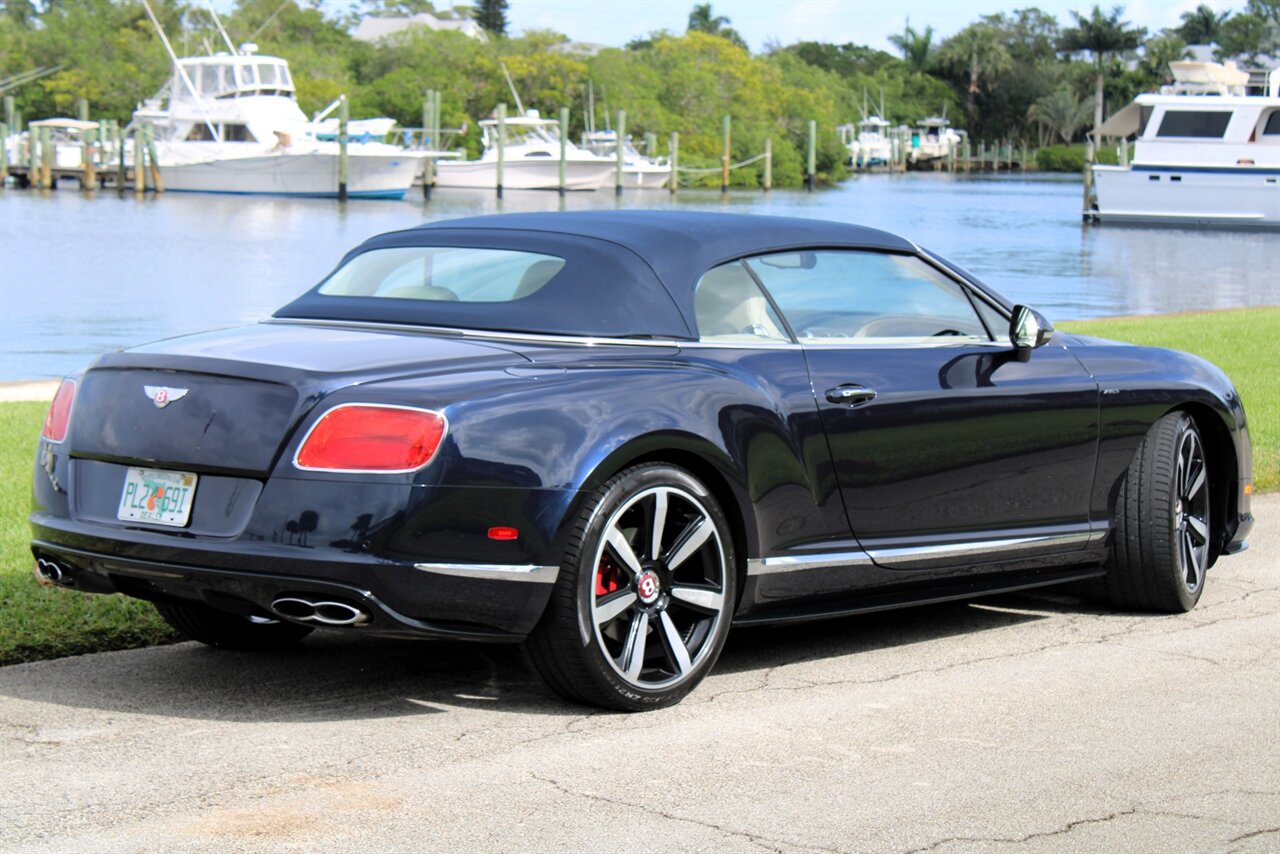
[117,467,198,528]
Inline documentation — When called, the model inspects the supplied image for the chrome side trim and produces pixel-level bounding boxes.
[414,562,559,583]
[268,317,690,348]
[747,551,874,576]
[747,531,1095,575]
[868,531,1095,567]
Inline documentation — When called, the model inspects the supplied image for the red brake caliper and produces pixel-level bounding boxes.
[595,559,622,597]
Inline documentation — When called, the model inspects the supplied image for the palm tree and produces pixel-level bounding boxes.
[1059,6,1145,144]
[1028,88,1096,145]
[687,3,746,49]
[935,23,1013,123]
[888,23,934,72]
[1177,4,1229,44]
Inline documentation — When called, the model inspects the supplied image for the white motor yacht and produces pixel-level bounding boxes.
[853,117,893,167]
[1092,61,1280,227]
[580,130,671,189]
[434,111,615,190]
[132,48,423,199]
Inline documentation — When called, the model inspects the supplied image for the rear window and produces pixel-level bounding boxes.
[318,247,566,303]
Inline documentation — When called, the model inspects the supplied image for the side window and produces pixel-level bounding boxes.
[743,250,992,344]
[694,261,789,343]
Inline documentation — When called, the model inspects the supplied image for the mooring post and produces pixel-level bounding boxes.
[1082,137,1095,220]
[431,89,442,197]
[133,128,145,197]
[2,96,13,130]
[116,123,126,192]
[669,131,678,195]
[422,89,434,200]
[763,136,772,192]
[0,122,8,185]
[614,109,626,196]
[337,95,349,202]
[496,102,506,198]
[558,106,568,196]
[145,124,163,192]
[806,119,816,191]
[27,120,38,187]
[76,97,88,123]
[1020,141,1028,170]
[82,126,96,190]
[720,115,731,193]
[978,140,986,172]
[644,132,656,158]
[947,140,955,173]
[39,125,54,189]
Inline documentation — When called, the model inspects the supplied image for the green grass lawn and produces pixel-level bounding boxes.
[0,306,1275,666]
[0,402,176,665]
[1061,307,1279,494]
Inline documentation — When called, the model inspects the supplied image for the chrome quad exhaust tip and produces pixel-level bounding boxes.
[271,596,370,627]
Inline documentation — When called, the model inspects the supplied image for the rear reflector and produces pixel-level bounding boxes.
[294,404,447,472]
[41,379,77,444]
[488,527,519,541]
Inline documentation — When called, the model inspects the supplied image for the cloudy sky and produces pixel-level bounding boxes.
[499,0,1246,53]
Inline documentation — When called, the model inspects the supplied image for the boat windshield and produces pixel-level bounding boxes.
[317,247,567,303]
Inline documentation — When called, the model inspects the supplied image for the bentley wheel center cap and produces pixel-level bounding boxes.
[637,571,661,605]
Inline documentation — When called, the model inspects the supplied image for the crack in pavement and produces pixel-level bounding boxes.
[529,772,841,853]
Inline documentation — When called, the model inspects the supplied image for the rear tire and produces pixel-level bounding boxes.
[154,600,314,651]
[1106,412,1211,613]
[527,464,737,711]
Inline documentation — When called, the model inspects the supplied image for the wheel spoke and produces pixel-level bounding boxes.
[650,489,668,561]
[594,591,637,625]
[622,612,649,681]
[1186,514,1209,544]
[665,516,712,571]
[669,585,724,613]
[1182,531,1201,588]
[606,525,645,578]
[658,611,692,676]
[1184,461,1206,502]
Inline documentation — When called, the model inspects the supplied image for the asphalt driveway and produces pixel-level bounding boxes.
[3,495,1277,853]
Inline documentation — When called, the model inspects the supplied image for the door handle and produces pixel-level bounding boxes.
[826,385,877,405]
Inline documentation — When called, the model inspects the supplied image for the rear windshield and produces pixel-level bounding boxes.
[317,246,566,303]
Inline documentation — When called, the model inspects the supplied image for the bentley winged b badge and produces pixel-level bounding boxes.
[143,385,189,409]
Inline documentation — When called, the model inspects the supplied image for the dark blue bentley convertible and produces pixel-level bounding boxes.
[31,212,1253,709]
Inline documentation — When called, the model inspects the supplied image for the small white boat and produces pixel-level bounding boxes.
[1092,61,1280,228]
[435,111,615,190]
[133,48,424,199]
[580,130,671,189]
[910,116,963,165]
[10,119,100,170]
[848,116,893,167]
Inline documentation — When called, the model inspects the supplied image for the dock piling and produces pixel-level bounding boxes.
[39,125,53,189]
[27,123,37,189]
[1,122,8,184]
[145,124,163,192]
[806,119,816,191]
[720,115,731,193]
[615,110,625,196]
[763,136,772,192]
[669,131,678,195]
[133,128,145,197]
[496,102,506,198]
[3,96,13,130]
[337,95,348,202]
[422,90,434,199]
[558,106,568,196]
[82,126,96,190]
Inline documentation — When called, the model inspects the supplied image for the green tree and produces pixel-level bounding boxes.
[1177,4,1228,44]
[934,22,1012,125]
[1140,33,1191,85]
[1028,87,1095,143]
[475,0,507,37]
[686,3,746,50]
[1059,5,1145,142]
[1215,0,1280,63]
[887,23,933,72]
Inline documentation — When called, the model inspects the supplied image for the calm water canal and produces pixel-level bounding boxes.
[1,173,1277,381]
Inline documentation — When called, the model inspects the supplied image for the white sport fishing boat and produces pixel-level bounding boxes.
[435,111,615,190]
[132,47,423,199]
[1091,61,1280,227]
[850,116,893,167]
[910,115,963,165]
[580,130,671,188]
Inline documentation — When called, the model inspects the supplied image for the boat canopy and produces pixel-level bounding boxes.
[1096,101,1142,138]
[174,55,295,100]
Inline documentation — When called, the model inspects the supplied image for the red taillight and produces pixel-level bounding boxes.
[41,380,77,444]
[294,404,446,472]
[488,527,519,541]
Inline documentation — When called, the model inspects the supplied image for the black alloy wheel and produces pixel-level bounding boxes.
[1107,411,1211,612]
[527,464,736,711]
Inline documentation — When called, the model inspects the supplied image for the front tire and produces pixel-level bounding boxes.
[154,600,314,651]
[527,464,737,711]
[1106,412,1211,612]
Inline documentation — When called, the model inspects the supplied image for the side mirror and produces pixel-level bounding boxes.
[1010,305,1054,353]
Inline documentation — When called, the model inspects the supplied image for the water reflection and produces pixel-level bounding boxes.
[1,175,1276,381]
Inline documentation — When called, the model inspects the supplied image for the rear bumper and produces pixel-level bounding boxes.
[31,516,557,640]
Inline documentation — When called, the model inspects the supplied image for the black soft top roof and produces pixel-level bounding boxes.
[275,211,919,339]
